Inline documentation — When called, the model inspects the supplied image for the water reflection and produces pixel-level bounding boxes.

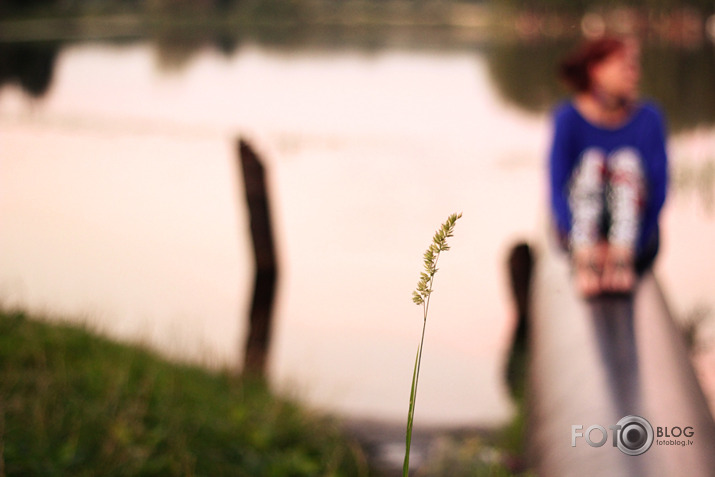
[485,39,571,113]
[0,42,58,96]
[1,38,715,424]
[4,35,715,135]
[641,43,715,131]
[485,39,715,132]
[672,158,715,214]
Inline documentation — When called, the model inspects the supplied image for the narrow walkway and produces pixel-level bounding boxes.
[527,233,715,476]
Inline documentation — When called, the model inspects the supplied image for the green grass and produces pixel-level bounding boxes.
[0,309,369,477]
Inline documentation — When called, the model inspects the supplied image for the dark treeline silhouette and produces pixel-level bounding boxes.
[486,39,715,132]
[640,43,715,131]
[0,43,58,97]
[0,0,56,16]
[3,35,715,133]
[485,40,572,114]
[2,0,713,20]
[2,1,715,131]
[491,0,714,14]
[1,0,714,17]
[0,0,136,17]
[0,0,313,17]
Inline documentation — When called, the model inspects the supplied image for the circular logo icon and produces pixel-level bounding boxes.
[616,415,654,456]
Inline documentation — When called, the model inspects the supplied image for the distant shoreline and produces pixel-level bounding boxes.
[2,4,713,48]
[0,3,493,43]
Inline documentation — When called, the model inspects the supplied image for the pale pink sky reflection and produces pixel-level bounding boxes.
[1,43,713,424]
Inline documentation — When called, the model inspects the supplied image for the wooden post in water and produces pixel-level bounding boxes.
[238,139,278,377]
[505,242,533,401]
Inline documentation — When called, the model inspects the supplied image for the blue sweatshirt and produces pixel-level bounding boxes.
[548,100,668,254]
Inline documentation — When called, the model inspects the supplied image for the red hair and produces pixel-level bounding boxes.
[558,37,626,92]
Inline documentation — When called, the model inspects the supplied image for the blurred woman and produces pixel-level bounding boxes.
[549,37,668,297]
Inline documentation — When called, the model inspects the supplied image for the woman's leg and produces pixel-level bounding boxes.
[603,148,645,293]
[568,148,607,297]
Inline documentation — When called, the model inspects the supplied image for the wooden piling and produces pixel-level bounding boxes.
[238,139,278,377]
[506,242,533,401]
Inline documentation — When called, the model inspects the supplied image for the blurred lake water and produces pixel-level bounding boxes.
[1,37,714,425]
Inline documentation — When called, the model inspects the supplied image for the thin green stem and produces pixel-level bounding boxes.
[404,213,460,477]
[404,252,441,477]
[412,250,439,407]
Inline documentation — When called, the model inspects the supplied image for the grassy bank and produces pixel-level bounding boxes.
[0,309,369,476]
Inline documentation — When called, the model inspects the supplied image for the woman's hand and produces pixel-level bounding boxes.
[572,244,606,298]
[601,245,635,294]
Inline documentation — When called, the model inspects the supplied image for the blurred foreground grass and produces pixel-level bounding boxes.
[0,308,369,476]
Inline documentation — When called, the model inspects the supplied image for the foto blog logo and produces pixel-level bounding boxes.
[571,415,654,456]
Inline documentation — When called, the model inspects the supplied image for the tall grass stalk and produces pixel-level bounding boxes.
[404,212,462,477]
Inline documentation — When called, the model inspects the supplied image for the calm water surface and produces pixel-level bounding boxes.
[1,42,714,424]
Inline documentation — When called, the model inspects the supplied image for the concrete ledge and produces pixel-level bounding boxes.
[526,234,715,476]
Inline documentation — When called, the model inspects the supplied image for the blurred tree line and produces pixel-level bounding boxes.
[1,0,713,18]
[485,40,715,132]
[490,0,714,14]
[2,0,714,132]
[0,42,57,96]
